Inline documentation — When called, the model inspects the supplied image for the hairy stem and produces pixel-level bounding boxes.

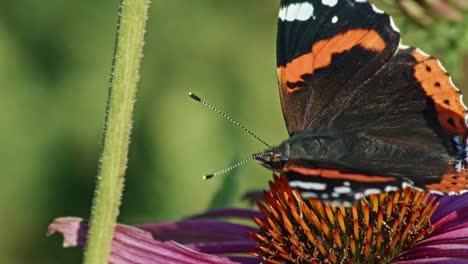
[83,0,150,263]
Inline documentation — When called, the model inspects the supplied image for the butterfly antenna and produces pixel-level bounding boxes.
[202,153,266,180]
[188,92,270,148]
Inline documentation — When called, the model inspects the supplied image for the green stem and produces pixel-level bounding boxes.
[83,0,150,263]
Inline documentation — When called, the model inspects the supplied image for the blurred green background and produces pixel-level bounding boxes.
[0,0,467,263]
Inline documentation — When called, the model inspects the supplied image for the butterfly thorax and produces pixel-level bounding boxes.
[254,132,349,171]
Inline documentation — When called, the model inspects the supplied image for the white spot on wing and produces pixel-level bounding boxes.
[436,60,448,73]
[371,4,384,14]
[429,190,445,195]
[389,17,400,33]
[384,186,399,192]
[354,193,364,200]
[459,94,467,109]
[321,193,329,199]
[403,182,424,192]
[399,43,410,49]
[416,48,430,57]
[402,182,412,189]
[355,0,366,3]
[364,188,381,196]
[334,186,351,193]
[322,0,338,7]
[289,181,327,190]
[331,16,338,23]
[343,201,352,207]
[448,76,460,91]
[302,192,318,198]
[279,2,314,22]
[344,181,350,186]
[458,94,468,127]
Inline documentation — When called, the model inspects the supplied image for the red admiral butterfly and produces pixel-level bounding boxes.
[254,0,468,204]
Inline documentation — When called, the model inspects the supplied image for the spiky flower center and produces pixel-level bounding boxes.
[250,176,438,264]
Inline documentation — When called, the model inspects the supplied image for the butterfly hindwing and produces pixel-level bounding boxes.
[283,160,404,204]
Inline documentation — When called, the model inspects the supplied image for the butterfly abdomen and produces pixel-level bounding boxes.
[284,131,451,180]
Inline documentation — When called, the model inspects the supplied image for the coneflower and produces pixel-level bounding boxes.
[251,175,439,263]
[48,175,468,263]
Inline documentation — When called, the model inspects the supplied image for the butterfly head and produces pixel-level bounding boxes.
[254,143,291,171]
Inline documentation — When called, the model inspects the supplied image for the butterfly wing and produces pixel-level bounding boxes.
[283,160,404,204]
[277,0,400,135]
[277,0,467,138]
[276,0,468,202]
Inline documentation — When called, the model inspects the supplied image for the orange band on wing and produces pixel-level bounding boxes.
[285,165,397,183]
[411,49,468,136]
[278,29,386,93]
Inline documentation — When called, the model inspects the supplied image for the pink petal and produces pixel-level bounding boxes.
[432,0,462,21]
[47,217,87,247]
[48,217,259,264]
[418,227,468,246]
[395,194,468,262]
[395,243,468,261]
[393,258,468,264]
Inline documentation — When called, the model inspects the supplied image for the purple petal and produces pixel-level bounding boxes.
[418,227,468,246]
[189,208,263,220]
[431,207,468,237]
[395,194,468,262]
[396,243,468,260]
[431,213,468,236]
[431,193,468,222]
[186,241,257,254]
[393,258,468,264]
[48,217,260,264]
[136,219,258,244]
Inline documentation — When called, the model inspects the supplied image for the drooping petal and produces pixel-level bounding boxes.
[188,208,264,220]
[186,241,257,255]
[136,219,257,244]
[48,217,260,264]
[48,217,87,247]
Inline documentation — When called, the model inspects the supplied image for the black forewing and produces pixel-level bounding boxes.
[277,0,400,135]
